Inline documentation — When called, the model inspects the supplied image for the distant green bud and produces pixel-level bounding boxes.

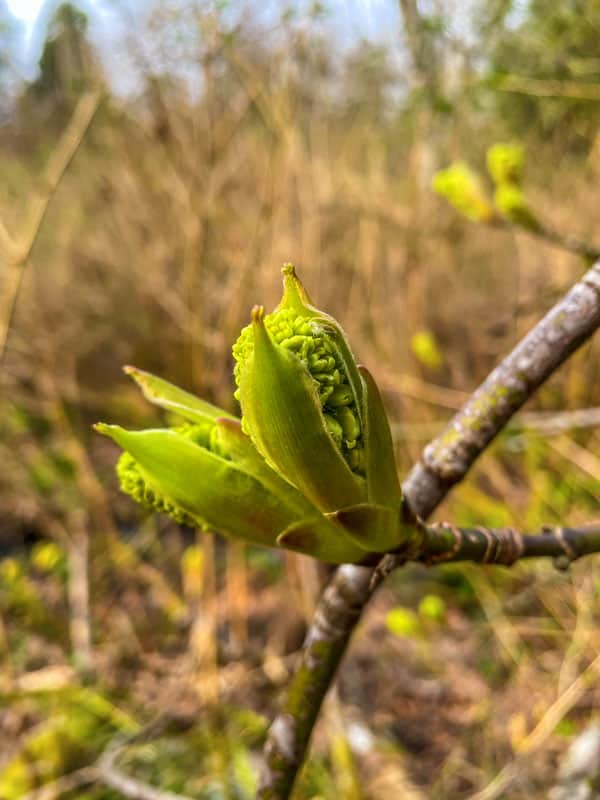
[487,143,525,186]
[494,183,540,231]
[433,162,496,223]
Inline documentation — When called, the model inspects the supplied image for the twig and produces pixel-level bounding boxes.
[0,89,102,360]
[515,406,600,435]
[66,513,94,678]
[416,522,600,567]
[257,260,600,799]
[527,218,600,263]
[548,436,600,482]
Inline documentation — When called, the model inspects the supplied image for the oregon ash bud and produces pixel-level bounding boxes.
[95,268,419,564]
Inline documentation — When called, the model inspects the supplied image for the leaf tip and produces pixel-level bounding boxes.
[280,262,312,310]
[281,261,296,278]
[251,304,265,325]
[93,422,116,437]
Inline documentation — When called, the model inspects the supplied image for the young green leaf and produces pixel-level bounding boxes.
[124,366,236,424]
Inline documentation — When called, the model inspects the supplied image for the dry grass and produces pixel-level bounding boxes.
[0,4,599,798]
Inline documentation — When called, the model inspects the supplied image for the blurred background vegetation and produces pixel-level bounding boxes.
[0,1,599,798]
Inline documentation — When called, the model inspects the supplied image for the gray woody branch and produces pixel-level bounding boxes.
[257,260,600,799]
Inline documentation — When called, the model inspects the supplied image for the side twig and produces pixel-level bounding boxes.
[417,521,600,567]
[257,260,600,799]
[491,213,600,262]
[531,218,600,263]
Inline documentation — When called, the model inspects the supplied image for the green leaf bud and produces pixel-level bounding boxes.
[97,423,303,548]
[231,265,414,554]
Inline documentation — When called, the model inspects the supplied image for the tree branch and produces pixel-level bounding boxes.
[257,260,600,799]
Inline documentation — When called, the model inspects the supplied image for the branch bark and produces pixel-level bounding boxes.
[418,521,600,566]
[257,260,600,799]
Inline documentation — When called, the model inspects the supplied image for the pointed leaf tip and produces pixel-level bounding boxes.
[280,262,313,311]
[251,305,274,351]
[93,423,129,447]
[123,365,235,423]
[251,305,265,324]
[94,422,114,436]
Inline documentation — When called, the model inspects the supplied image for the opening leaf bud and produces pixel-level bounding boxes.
[233,266,369,513]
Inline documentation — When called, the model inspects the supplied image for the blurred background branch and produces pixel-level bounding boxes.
[0,88,101,360]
